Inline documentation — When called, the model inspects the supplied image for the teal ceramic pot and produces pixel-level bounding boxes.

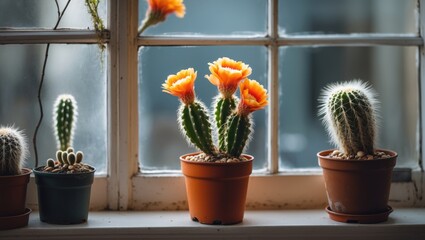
[33,166,95,224]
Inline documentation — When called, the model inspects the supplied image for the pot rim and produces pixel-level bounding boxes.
[180,152,254,165]
[0,168,32,179]
[317,149,397,163]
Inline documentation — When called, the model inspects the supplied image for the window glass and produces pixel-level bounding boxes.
[279,0,417,34]
[279,46,418,169]
[138,46,268,170]
[0,44,107,173]
[0,0,106,29]
[138,0,267,36]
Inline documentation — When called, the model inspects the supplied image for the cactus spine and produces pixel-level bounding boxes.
[0,126,28,176]
[180,101,215,155]
[226,113,252,157]
[53,94,78,151]
[319,80,378,156]
[214,96,237,152]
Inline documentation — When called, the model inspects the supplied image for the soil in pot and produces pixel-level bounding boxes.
[33,166,95,225]
[181,152,253,225]
[318,149,397,223]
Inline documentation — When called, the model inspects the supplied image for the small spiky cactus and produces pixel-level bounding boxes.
[319,80,378,157]
[179,101,216,155]
[53,94,78,151]
[0,126,28,176]
[44,147,90,174]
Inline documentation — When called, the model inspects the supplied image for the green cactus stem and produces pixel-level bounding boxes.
[0,127,28,176]
[214,96,237,152]
[76,151,84,163]
[226,113,252,157]
[53,95,78,151]
[47,159,55,168]
[179,101,215,155]
[319,80,378,156]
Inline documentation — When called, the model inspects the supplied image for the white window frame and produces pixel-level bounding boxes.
[0,0,424,211]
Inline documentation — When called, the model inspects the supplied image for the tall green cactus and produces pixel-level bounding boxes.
[226,113,252,157]
[319,80,378,156]
[0,126,28,176]
[53,95,78,151]
[214,96,237,152]
[179,101,215,155]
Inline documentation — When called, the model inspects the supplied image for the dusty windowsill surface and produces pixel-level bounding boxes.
[2,209,425,240]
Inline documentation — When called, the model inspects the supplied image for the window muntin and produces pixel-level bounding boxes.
[138,0,267,36]
[0,44,107,173]
[138,46,268,170]
[0,0,106,29]
[278,46,419,169]
[279,0,417,34]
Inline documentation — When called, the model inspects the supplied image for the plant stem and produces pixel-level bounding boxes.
[33,0,71,168]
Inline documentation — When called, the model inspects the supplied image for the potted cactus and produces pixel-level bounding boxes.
[33,94,95,224]
[317,80,397,223]
[0,126,32,230]
[162,57,268,225]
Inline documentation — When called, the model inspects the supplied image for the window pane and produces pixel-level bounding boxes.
[138,0,267,36]
[279,0,417,34]
[279,46,418,169]
[139,46,268,170]
[0,44,107,173]
[0,0,106,29]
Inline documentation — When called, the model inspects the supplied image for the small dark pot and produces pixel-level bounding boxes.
[318,149,397,223]
[181,152,253,225]
[0,168,32,230]
[33,166,95,224]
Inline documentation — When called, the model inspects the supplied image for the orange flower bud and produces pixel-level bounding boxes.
[238,79,268,116]
[205,57,252,98]
[162,68,196,105]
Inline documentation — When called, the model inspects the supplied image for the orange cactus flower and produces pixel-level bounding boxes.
[162,68,196,105]
[139,0,186,35]
[205,57,252,98]
[238,79,268,116]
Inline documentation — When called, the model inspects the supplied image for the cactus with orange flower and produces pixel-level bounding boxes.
[139,0,186,35]
[162,68,215,155]
[205,57,252,151]
[163,58,268,158]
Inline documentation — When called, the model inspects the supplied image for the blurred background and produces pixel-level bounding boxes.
[0,0,418,173]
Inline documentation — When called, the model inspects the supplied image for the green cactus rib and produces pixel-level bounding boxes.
[55,97,76,151]
[226,113,251,157]
[214,97,237,152]
[181,102,215,155]
[329,89,375,155]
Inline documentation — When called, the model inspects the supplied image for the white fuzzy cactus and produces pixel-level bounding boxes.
[319,80,379,157]
[0,126,28,175]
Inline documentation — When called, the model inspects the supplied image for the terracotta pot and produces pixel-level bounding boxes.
[0,168,32,217]
[33,166,95,224]
[181,153,253,225]
[0,168,32,230]
[318,149,397,223]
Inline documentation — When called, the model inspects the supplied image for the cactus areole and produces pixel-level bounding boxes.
[319,80,378,157]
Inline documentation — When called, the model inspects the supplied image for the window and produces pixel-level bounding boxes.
[0,0,423,211]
